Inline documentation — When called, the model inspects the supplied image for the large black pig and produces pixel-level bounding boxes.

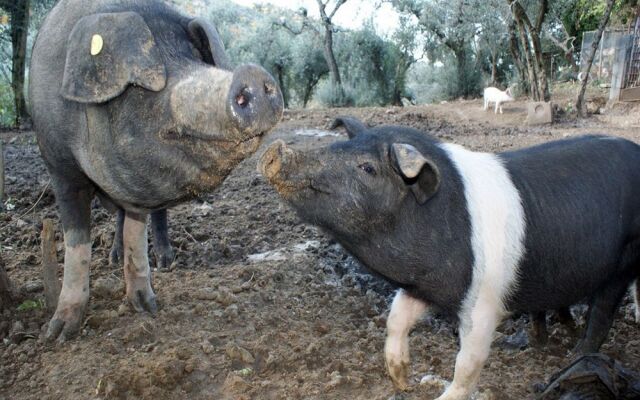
[259,117,640,400]
[30,0,283,342]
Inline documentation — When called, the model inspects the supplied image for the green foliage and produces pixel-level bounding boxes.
[336,25,406,106]
[407,59,480,104]
[315,80,355,107]
[393,0,511,99]
[0,81,15,127]
[288,33,329,107]
[17,298,44,311]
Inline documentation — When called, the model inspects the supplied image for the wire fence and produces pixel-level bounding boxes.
[579,30,631,83]
[624,17,640,89]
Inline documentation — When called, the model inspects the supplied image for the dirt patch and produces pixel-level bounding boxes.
[1,94,640,400]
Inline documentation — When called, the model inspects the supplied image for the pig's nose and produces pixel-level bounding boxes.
[258,139,293,181]
[229,64,283,133]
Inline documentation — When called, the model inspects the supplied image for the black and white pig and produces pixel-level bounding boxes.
[30,0,283,342]
[258,117,640,400]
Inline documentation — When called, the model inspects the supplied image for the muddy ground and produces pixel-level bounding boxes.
[1,87,640,400]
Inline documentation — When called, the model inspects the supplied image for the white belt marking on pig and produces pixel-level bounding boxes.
[385,289,428,390]
[437,143,526,400]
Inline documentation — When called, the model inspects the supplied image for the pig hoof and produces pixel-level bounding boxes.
[386,360,409,391]
[153,247,175,271]
[45,309,85,343]
[569,341,596,358]
[129,289,158,315]
[109,243,124,266]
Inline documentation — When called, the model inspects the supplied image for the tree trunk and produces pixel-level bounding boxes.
[0,140,4,204]
[454,49,466,97]
[490,52,498,86]
[576,0,616,117]
[529,30,550,101]
[508,20,528,92]
[515,15,540,100]
[302,75,321,108]
[323,25,344,99]
[274,64,288,109]
[391,61,411,106]
[0,251,14,311]
[508,0,549,102]
[303,84,313,108]
[9,0,31,128]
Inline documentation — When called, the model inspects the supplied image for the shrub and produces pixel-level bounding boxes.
[0,81,15,128]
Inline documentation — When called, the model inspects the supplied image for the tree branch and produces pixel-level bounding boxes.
[534,0,548,32]
[328,0,348,20]
[274,19,319,35]
[546,32,575,56]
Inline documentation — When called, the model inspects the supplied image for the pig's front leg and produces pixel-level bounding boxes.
[123,211,157,314]
[435,293,503,400]
[46,180,94,342]
[385,289,428,391]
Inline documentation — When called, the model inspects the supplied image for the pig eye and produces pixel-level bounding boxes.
[358,162,376,176]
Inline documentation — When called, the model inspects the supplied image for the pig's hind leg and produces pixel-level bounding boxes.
[574,275,633,354]
[385,289,428,391]
[109,208,125,266]
[530,311,548,346]
[110,209,174,270]
[46,178,94,342]
[123,211,157,314]
[150,209,174,270]
[632,280,640,323]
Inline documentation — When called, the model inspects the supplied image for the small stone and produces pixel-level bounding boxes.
[24,254,37,265]
[23,281,44,293]
[223,373,250,393]
[193,288,218,301]
[224,304,239,320]
[325,371,344,390]
[216,287,237,307]
[93,276,124,300]
[117,303,129,316]
[419,374,449,392]
[313,321,330,335]
[225,343,255,365]
[86,311,114,329]
[201,341,215,355]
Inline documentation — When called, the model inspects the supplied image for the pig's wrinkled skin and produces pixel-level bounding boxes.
[30,0,283,342]
[483,87,513,114]
[259,117,640,400]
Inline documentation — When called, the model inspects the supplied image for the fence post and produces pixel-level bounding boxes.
[41,218,61,313]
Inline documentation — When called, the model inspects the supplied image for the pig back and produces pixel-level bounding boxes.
[501,136,640,311]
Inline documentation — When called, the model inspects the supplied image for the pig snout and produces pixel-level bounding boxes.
[258,140,304,196]
[228,64,284,136]
[259,140,294,181]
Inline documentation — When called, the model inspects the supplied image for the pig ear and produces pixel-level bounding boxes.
[329,116,368,139]
[61,12,167,104]
[188,18,232,71]
[391,143,440,204]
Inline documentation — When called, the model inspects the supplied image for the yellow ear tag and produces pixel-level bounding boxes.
[90,34,103,56]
